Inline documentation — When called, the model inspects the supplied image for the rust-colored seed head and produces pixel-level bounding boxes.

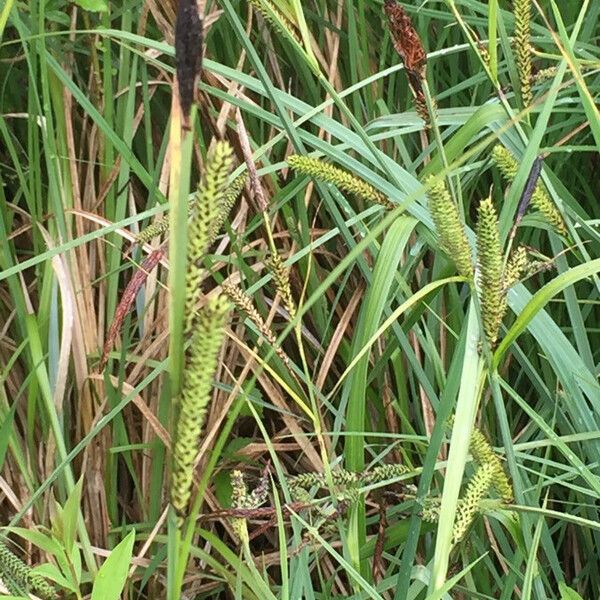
[175,0,203,128]
[384,0,427,78]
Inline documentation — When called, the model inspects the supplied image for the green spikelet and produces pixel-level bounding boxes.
[208,173,247,242]
[288,471,327,492]
[230,468,270,543]
[452,462,495,544]
[426,177,474,279]
[491,145,519,181]
[361,464,410,484]
[491,145,566,235]
[421,497,442,522]
[528,183,566,235]
[185,142,234,326]
[504,245,528,291]
[476,197,505,347]
[470,427,513,502]
[171,295,230,522]
[0,540,56,599]
[135,212,171,245]
[533,66,558,83]
[247,0,302,44]
[136,172,245,246]
[288,155,394,210]
[230,470,250,543]
[513,0,533,108]
[222,280,291,368]
[267,251,296,320]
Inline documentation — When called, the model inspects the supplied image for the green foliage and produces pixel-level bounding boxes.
[558,583,586,600]
[73,0,108,12]
[0,0,598,598]
[90,530,135,600]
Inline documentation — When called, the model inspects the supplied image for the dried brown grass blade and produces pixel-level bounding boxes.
[99,248,165,371]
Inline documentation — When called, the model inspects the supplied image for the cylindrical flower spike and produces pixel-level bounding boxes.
[426,176,474,280]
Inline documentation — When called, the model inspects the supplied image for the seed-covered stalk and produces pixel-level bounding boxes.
[247,0,302,44]
[0,540,56,600]
[136,172,246,245]
[208,173,247,242]
[470,427,513,502]
[171,295,230,522]
[230,467,270,544]
[267,251,297,320]
[383,0,432,125]
[476,198,505,347]
[504,245,528,291]
[426,177,473,279]
[230,470,250,544]
[452,462,495,544]
[491,145,566,235]
[513,0,533,108]
[185,142,234,328]
[288,155,394,209]
[222,281,291,368]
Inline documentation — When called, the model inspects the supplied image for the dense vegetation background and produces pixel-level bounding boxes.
[0,0,599,598]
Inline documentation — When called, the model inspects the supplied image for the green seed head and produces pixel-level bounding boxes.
[476,197,505,347]
[288,155,394,209]
[426,176,474,279]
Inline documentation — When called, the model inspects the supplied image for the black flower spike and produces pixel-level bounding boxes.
[175,0,203,129]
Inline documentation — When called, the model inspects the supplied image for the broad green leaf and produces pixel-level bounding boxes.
[70,543,82,585]
[32,564,78,593]
[559,582,585,600]
[91,529,135,600]
[73,0,108,12]
[494,259,600,368]
[61,477,84,554]
[342,215,417,575]
[430,300,486,592]
[5,527,62,556]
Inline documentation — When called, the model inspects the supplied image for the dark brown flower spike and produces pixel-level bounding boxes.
[175,0,203,130]
[384,0,427,77]
[384,0,430,123]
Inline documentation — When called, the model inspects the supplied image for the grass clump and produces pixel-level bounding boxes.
[1,0,598,598]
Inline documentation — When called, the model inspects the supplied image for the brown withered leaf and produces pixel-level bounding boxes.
[175,0,203,129]
[384,0,427,78]
[372,502,388,583]
[99,248,165,371]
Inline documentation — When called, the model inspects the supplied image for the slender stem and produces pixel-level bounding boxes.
[167,92,196,600]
